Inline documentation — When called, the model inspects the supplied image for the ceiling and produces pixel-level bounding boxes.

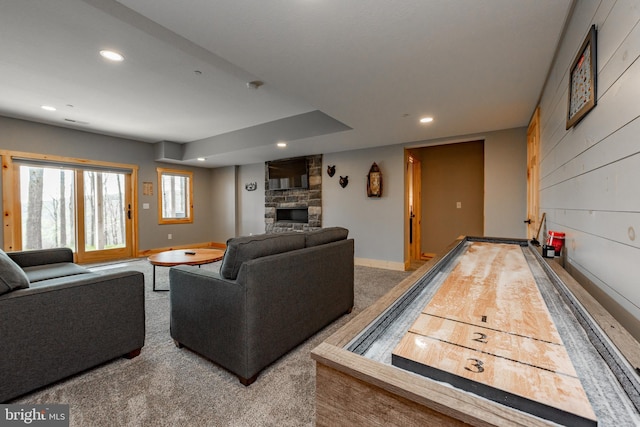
[0,0,572,168]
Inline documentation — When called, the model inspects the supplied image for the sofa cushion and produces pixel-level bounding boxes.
[27,271,102,288]
[22,262,90,283]
[0,250,30,295]
[220,233,306,280]
[305,227,349,247]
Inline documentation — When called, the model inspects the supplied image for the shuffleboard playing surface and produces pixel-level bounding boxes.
[392,242,597,426]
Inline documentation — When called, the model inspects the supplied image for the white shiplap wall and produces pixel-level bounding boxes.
[538,0,640,325]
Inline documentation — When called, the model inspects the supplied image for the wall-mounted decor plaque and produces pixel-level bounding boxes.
[567,25,597,129]
[143,181,153,196]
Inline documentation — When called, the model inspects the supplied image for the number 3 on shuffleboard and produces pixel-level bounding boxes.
[465,358,485,373]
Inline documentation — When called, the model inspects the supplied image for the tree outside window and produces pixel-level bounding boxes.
[157,168,193,224]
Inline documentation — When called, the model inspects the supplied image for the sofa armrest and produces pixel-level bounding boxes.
[169,266,247,373]
[0,270,145,402]
[237,238,354,377]
[7,248,74,268]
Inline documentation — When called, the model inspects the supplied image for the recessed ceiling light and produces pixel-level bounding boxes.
[197,158,206,161]
[99,50,124,62]
[277,142,287,148]
[41,105,56,111]
[420,117,434,124]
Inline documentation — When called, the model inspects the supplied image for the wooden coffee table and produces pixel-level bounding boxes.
[148,248,225,291]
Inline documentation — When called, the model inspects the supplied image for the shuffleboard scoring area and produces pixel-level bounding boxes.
[392,242,597,426]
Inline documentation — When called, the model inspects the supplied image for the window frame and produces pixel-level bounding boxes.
[157,167,193,224]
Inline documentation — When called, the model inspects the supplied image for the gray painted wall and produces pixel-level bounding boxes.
[229,128,527,268]
[537,0,640,333]
[237,162,266,236]
[0,116,213,252]
[324,145,406,266]
[217,145,407,266]
[1,116,526,268]
[484,127,528,237]
[215,145,407,267]
[210,166,237,243]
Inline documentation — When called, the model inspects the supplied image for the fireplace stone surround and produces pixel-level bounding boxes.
[265,154,322,233]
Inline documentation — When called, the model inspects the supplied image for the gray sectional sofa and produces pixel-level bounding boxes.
[0,248,145,402]
[169,227,354,385]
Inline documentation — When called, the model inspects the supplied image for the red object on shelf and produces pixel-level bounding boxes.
[547,231,565,255]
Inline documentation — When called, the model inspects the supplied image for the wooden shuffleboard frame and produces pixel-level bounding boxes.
[391,242,596,426]
[312,236,640,427]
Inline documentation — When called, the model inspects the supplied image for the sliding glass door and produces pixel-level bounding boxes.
[80,170,132,261]
[18,164,133,263]
[20,165,76,251]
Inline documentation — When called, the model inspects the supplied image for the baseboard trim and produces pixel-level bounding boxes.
[354,257,406,271]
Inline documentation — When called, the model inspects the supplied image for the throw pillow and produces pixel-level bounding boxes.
[0,250,30,295]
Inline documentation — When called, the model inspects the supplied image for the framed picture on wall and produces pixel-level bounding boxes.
[366,162,382,197]
[566,25,597,129]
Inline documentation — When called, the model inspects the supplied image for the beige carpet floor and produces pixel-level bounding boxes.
[11,259,410,427]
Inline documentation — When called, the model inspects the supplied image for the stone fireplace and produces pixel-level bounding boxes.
[265,154,322,233]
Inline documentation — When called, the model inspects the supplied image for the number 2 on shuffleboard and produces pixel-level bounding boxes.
[472,332,488,344]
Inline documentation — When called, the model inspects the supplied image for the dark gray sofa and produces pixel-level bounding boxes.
[0,248,145,402]
[169,227,354,385]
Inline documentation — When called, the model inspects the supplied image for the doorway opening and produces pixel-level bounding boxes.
[405,141,485,269]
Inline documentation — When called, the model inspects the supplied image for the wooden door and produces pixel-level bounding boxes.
[406,150,422,262]
[526,108,541,239]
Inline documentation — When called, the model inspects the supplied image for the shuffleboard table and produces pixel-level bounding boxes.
[311,236,640,426]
